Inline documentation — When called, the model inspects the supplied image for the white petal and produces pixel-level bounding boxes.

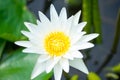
[23,47,45,54]
[71,32,86,45]
[39,11,50,23]
[54,63,62,80]
[63,51,83,60]
[21,31,33,38]
[22,30,42,43]
[36,20,45,30]
[65,16,74,35]
[70,51,83,58]
[73,11,81,26]
[15,41,32,47]
[80,33,99,42]
[24,22,37,33]
[70,22,86,37]
[59,7,67,22]
[31,61,45,79]
[71,42,94,51]
[37,55,50,63]
[70,58,89,74]
[36,20,46,32]
[60,58,69,73]
[76,22,87,33]
[50,4,59,22]
[37,19,41,25]
[63,52,74,60]
[69,11,83,36]
[46,57,61,73]
[67,16,74,27]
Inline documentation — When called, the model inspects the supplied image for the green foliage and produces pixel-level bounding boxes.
[0,39,6,58]
[0,0,36,42]
[82,0,102,43]
[0,49,52,80]
[82,0,92,34]
[87,72,101,80]
[92,0,102,43]
[65,0,81,6]
[107,63,120,73]
[106,73,119,80]
[112,63,120,73]
[70,75,79,80]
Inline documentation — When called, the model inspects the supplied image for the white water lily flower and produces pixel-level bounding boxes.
[15,4,99,80]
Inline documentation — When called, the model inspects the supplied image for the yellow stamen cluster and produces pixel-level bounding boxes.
[44,32,70,56]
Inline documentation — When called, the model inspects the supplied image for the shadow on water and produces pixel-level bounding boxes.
[27,0,120,80]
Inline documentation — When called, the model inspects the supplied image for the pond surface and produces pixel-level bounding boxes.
[28,0,120,80]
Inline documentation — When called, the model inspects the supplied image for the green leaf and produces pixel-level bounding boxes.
[0,39,6,58]
[106,73,119,79]
[0,0,36,42]
[82,0,92,33]
[92,0,102,43]
[82,0,102,43]
[70,74,79,80]
[112,63,120,73]
[0,49,52,80]
[87,72,101,80]
[66,0,81,6]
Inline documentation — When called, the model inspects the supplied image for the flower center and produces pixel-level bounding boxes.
[44,32,70,56]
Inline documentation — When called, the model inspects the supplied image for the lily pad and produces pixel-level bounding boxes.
[0,0,36,42]
[0,49,52,80]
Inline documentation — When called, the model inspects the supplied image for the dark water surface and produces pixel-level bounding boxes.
[28,0,120,80]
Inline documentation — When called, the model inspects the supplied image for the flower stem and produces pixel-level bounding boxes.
[96,9,120,74]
